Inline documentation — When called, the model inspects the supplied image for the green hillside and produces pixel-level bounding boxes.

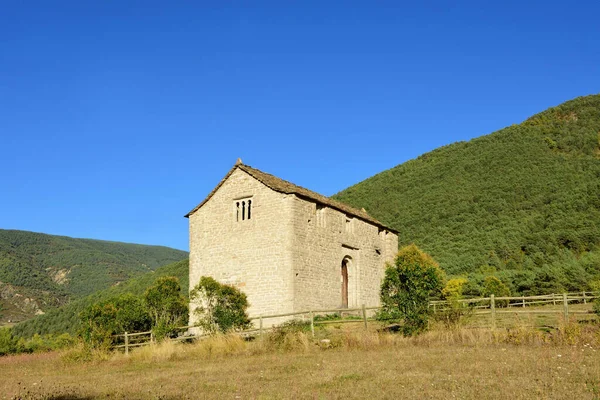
[12,259,189,338]
[334,94,600,295]
[0,229,187,323]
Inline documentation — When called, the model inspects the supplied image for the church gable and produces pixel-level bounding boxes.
[186,160,397,235]
[187,166,281,229]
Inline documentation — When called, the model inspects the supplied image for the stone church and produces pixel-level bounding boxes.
[185,160,398,324]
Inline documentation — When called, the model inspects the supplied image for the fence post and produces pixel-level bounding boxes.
[552,294,556,306]
[563,293,569,322]
[582,291,586,304]
[490,295,496,330]
[259,316,263,336]
[362,304,368,330]
[522,296,525,308]
[310,311,315,338]
[124,332,129,355]
[150,332,154,344]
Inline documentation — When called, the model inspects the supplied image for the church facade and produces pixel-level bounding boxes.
[185,160,398,325]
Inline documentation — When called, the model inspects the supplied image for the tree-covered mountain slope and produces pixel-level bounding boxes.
[0,229,188,324]
[334,94,600,295]
[12,259,189,338]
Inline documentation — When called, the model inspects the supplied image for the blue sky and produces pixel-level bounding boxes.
[1,1,598,251]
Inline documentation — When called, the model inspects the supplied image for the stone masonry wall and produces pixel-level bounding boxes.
[188,169,295,327]
[290,195,398,312]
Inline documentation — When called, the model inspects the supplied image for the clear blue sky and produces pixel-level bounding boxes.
[1,1,598,251]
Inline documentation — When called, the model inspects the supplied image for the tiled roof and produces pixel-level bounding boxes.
[185,163,398,233]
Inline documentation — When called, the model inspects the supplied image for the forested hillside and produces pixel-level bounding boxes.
[334,94,600,295]
[12,259,189,338]
[0,229,187,323]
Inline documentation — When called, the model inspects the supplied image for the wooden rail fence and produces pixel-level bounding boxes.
[113,291,599,353]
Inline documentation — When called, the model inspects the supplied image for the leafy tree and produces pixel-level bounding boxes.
[0,328,16,356]
[78,294,152,349]
[190,276,251,334]
[78,302,119,349]
[112,294,152,333]
[442,278,468,300]
[482,276,511,307]
[144,276,188,339]
[437,278,472,328]
[378,244,445,336]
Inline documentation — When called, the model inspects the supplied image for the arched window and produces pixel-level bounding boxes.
[234,197,253,222]
[341,258,350,308]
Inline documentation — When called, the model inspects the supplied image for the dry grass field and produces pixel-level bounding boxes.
[2,322,600,400]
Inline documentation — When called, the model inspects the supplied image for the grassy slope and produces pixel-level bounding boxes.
[0,229,187,318]
[334,94,600,294]
[11,259,189,338]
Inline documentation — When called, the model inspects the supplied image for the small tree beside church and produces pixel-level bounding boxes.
[190,276,251,334]
[378,244,445,336]
[144,276,188,340]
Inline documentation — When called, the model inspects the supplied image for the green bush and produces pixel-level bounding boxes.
[78,293,151,349]
[78,302,119,350]
[378,244,445,336]
[483,276,511,307]
[144,276,188,340]
[0,328,75,356]
[112,294,152,333]
[442,278,468,300]
[190,276,251,334]
[436,277,472,328]
[0,327,16,355]
[76,277,185,347]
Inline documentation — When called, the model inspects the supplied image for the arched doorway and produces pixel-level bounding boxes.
[341,257,350,308]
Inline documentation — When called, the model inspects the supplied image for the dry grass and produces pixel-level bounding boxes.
[2,324,600,399]
[460,303,597,329]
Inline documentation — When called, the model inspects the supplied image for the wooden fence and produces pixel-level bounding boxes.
[113,291,599,353]
[430,291,598,329]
